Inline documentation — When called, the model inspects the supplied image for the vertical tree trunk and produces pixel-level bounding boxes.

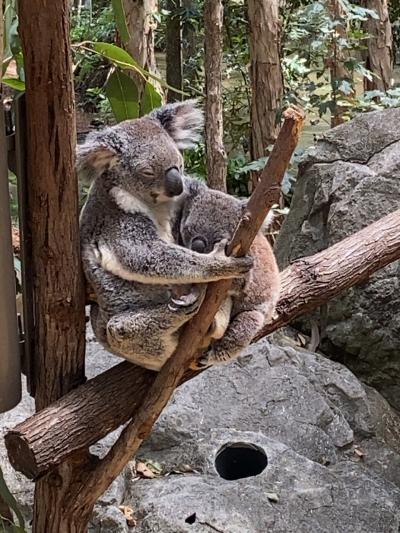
[328,0,353,127]
[362,0,393,92]
[122,0,162,98]
[166,0,183,102]
[18,0,86,530]
[182,0,197,86]
[247,0,283,188]
[204,0,227,192]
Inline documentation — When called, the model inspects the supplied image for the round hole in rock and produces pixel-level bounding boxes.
[215,442,268,480]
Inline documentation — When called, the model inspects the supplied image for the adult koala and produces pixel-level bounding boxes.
[78,101,252,371]
[177,178,280,367]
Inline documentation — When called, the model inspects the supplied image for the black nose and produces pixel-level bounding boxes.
[165,167,183,197]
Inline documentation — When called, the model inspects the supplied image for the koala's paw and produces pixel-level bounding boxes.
[210,239,254,278]
[168,284,206,315]
[197,345,234,368]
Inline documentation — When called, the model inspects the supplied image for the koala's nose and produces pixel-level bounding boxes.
[165,167,183,197]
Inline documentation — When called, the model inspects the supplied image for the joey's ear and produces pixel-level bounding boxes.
[76,142,119,183]
[150,99,204,150]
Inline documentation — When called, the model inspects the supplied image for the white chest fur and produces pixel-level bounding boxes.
[110,186,174,242]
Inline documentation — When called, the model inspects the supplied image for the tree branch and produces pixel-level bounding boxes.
[6,208,400,480]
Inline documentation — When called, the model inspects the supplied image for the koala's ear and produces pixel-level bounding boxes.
[76,142,119,183]
[150,100,204,150]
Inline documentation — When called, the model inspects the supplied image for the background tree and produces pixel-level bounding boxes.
[204,0,227,191]
[166,0,183,102]
[247,0,283,188]
[122,0,162,97]
[362,0,393,92]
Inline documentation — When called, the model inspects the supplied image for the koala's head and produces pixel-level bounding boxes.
[180,180,244,254]
[77,100,203,205]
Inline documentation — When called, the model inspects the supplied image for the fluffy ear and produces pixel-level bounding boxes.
[76,142,119,183]
[150,99,204,150]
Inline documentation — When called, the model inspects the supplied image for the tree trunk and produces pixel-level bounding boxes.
[122,0,162,98]
[18,0,86,531]
[328,0,353,127]
[182,0,197,86]
[362,0,393,92]
[204,0,227,192]
[166,0,182,102]
[247,0,283,188]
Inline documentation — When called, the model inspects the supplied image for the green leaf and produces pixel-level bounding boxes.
[0,466,25,532]
[111,0,130,44]
[88,42,187,96]
[141,82,162,116]
[105,70,139,122]
[2,78,25,91]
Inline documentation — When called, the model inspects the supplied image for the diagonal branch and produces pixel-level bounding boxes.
[82,107,305,501]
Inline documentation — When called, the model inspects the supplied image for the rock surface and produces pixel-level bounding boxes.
[2,335,400,532]
[274,108,400,409]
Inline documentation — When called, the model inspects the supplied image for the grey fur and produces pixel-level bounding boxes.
[178,178,281,367]
[79,102,253,371]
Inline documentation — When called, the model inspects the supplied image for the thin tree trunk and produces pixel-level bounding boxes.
[182,0,197,86]
[204,0,226,192]
[166,0,182,102]
[247,0,283,188]
[328,0,353,127]
[18,1,86,531]
[122,0,162,98]
[362,0,393,92]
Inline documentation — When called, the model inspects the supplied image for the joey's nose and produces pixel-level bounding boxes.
[165,167,183,197]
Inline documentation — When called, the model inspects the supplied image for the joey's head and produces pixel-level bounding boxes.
[180,181,244,254]
[76,100,203,205]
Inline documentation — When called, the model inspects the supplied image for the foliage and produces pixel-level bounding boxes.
[0,466,26,532]
[282,0,380,121]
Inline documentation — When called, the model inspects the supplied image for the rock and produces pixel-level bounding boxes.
[274,108,400,409]
[1,337,400,531]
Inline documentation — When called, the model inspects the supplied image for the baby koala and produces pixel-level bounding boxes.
[177,177,281,367]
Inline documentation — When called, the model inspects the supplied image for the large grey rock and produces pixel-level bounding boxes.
[274,108,400,409]
[1,337,400,532]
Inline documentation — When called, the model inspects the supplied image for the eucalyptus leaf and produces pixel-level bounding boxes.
[141,82,163,116]
[105,70,139,122]
[0,466,25,532]
[2,78,25,91]
[111,0,130,44]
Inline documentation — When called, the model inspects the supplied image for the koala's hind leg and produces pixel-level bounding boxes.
[199,309,265,367]
[107,287,206,371]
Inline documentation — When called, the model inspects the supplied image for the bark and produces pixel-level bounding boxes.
[18,0,86,531]
[362,0,393,92]
[122,0,162,98]
[247,0,283,187]
[328,0,353,127]
[6,206,400,482]
[204,0,227,192]
[166,0,183,102]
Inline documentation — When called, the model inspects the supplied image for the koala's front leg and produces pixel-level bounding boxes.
[198,309,265,367]
[97,239,253,285]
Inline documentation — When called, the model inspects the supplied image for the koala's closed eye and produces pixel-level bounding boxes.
[191,236,208,254]
[136,165,155,178]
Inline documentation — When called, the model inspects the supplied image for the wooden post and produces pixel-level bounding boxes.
[17,0,86,530]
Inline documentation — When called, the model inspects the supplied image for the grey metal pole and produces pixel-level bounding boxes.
[0,103,21,412]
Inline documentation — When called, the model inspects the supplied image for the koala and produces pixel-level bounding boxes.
[78,101,253,371]
[177,177,281,367]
